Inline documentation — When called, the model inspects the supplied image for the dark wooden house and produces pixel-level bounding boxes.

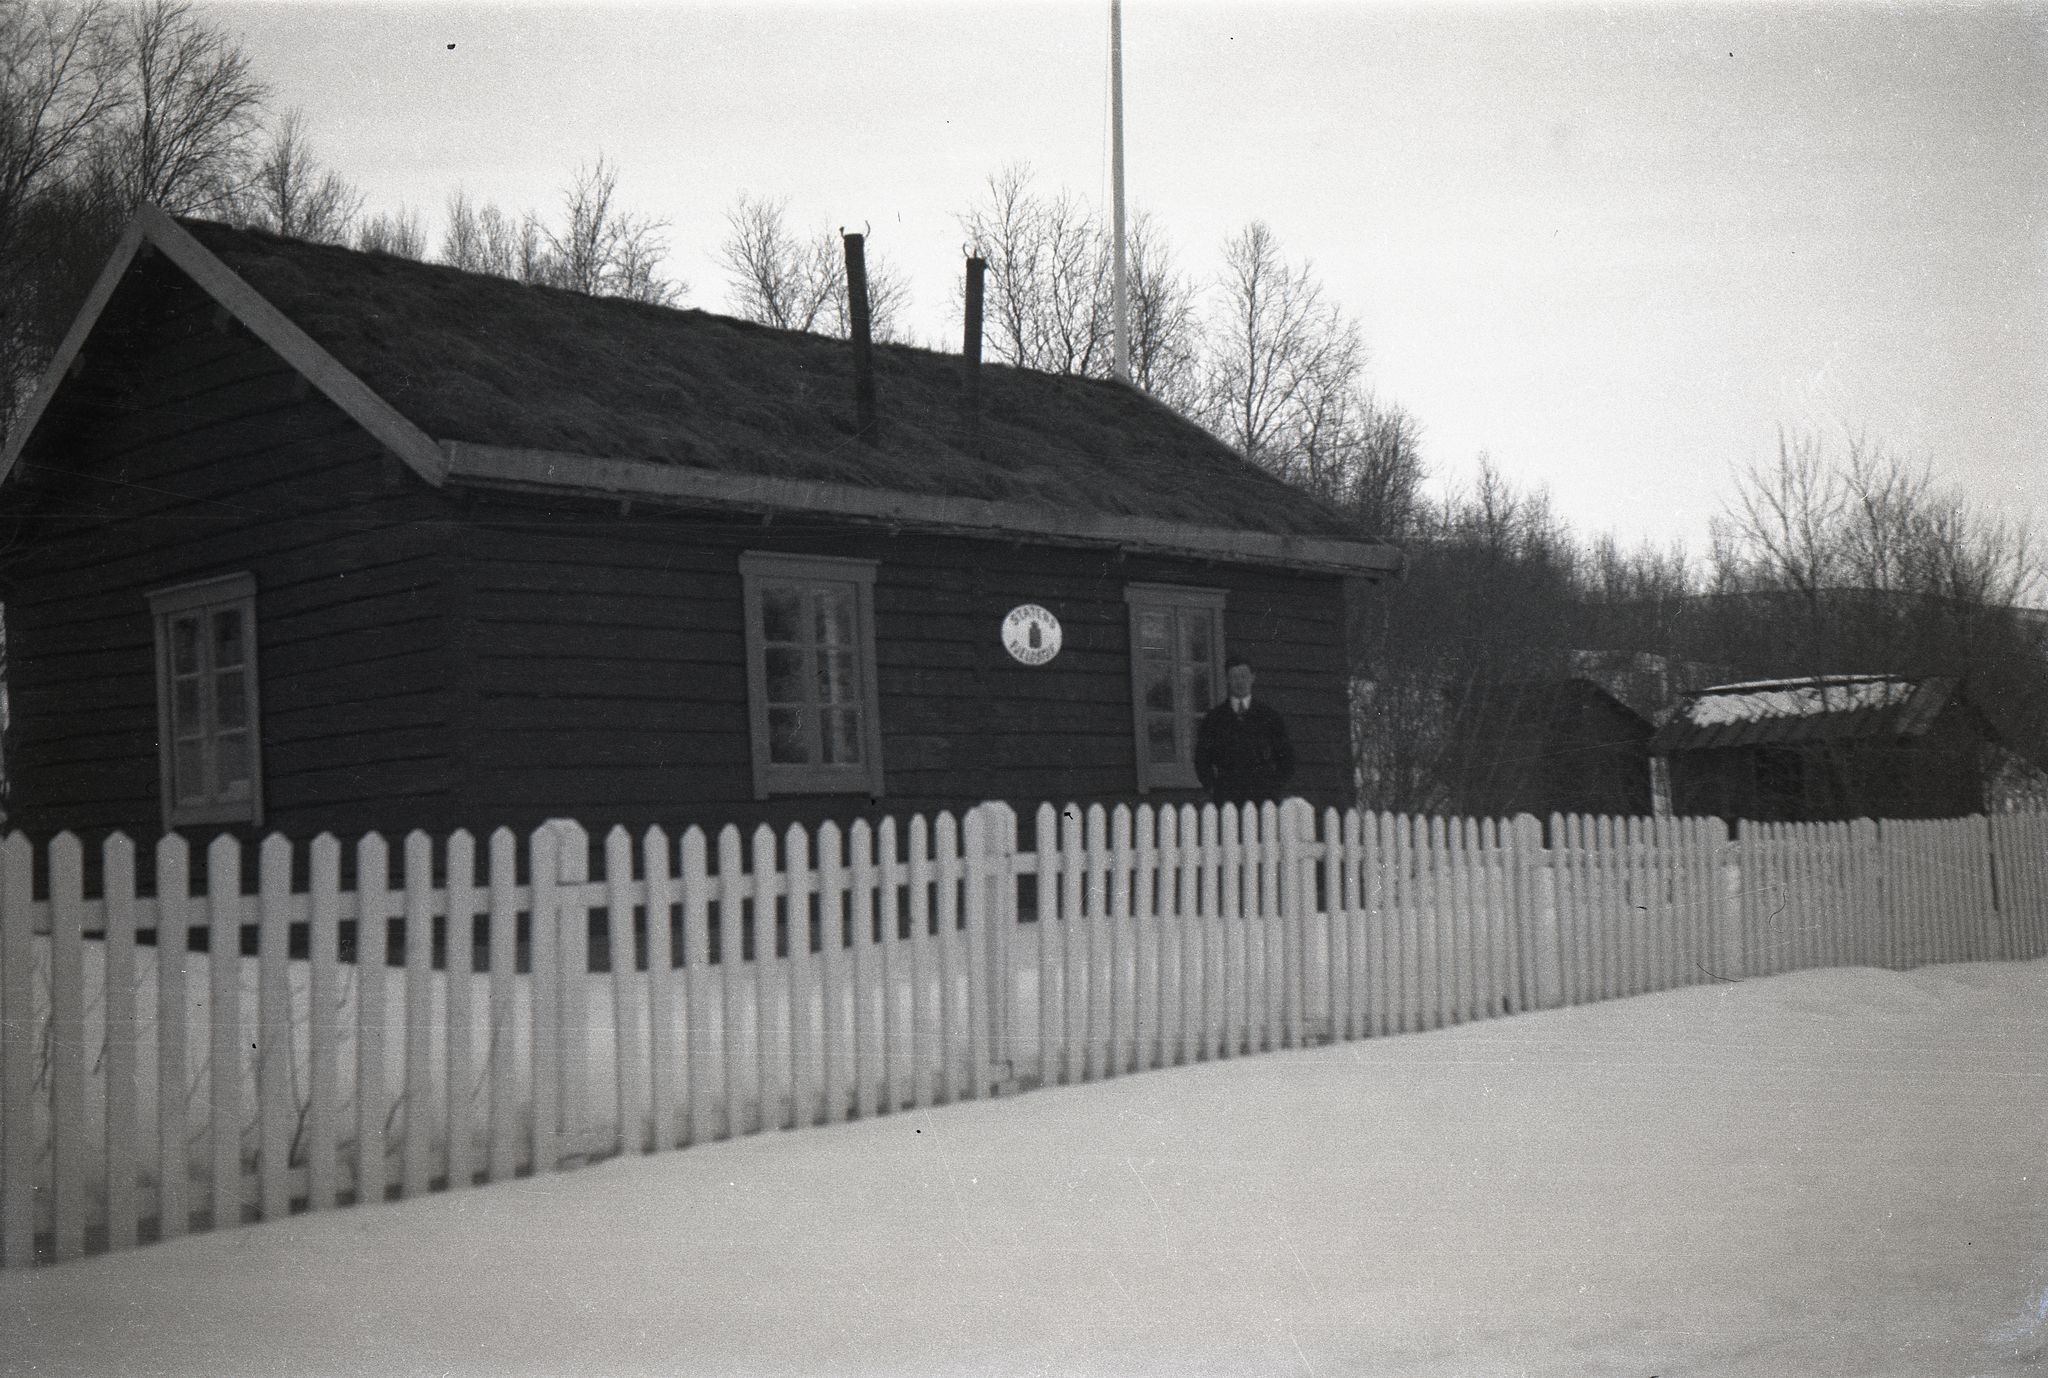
[1442,677,1654,820]
[1650,675,2008,823]
[0,208,1399,851]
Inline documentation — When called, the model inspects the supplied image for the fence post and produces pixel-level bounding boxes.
[1715,818,1745,981]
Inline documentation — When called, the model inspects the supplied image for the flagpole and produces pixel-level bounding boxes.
[1110,0,1130,383]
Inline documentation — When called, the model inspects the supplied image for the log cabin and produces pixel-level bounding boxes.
[0,207,1400,861]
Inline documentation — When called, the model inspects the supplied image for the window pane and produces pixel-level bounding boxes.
[212,608,244,668]
[174,679,202,732]
[763,647,804,704]
[1147,715,1177,764]
[1183,611,1211,666]
[1185,668,1214,713]
[1138,610,1169,654]
[816,649,858,705]
[820,708,863,765]
[767,707,808,764]
[171,616,201,676]
[814,588,856,648]
[216,732,250,791]
[761,587,802,644]
[216,671,247,729]
[174,740,207,803]
[1143,665,1175,714]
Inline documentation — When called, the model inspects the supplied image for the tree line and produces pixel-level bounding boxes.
[1357,435,2046,816]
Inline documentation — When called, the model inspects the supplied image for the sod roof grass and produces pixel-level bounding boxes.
[180,218,1365,541]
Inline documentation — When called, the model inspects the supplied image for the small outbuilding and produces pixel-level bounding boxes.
[1442,676,1655,821]
[0,208,1399,850]
[1649,674,2009,823]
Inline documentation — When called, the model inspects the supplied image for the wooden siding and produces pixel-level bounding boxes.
[3,267,460,857]
[449,497,1353,839]
[1665,701,1996,824]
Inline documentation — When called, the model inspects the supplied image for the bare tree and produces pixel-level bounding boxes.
[355,204,424,259]
[1122,211,1201,409]
[0,0,122,228]
[718,192,909,339]
[1,0,267,433]
[542,157,680,305]
[959,163,1110,375]
[235,107,358,243]
[1202,221,1364,472]
[440,191,548,284]
[96,0,265,215]
[438,163,682,304]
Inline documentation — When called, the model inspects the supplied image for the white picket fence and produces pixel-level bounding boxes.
[2,801,2044,1269]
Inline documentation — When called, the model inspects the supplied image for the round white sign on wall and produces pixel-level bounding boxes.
[1001,604,1063,665]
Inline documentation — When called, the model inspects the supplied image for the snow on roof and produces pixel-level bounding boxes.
[1683,676,1916,728]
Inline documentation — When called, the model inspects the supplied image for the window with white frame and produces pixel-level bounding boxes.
[1124,583,1226,792]
[739,552,884,798]
[148,572,262,828]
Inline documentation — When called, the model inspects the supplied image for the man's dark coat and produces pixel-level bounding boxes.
[1193,698,1296,805]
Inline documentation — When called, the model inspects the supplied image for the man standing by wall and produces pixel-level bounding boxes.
[1194,654,1296,806]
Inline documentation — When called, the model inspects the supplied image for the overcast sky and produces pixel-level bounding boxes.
[208,0,2046,559]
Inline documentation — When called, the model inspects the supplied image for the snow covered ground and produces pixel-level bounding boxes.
[4,958,2044,1378]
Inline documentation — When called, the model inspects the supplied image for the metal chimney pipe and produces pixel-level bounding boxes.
[843,232,878,445]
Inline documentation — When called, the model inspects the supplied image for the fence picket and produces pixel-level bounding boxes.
[257,836,293,1221]
[1175,804,1203,1063]
[714,826,745,1138]
[51,835,86,1261]
[878,817,906,1112]
[1126,806,1154,1070]
[607,826,645,1154]
[1108,807,1134,1078]
[103,835,139,1252]
[402,832,435,1200]
[934,812,962,1104]
[207,837,244,1232]
[1158,806,1187,1066]
[644,826,680,1151]
[526,825,559,1178]
[1198,804,1225,1060]
[555,824,591,1156]
[680,828,715,1145]
[849,822,879,1119]
[787,821,818,1125]
[818,824,848,1122]
[909,815,936,1106]
[484,829,518,1182]
[446,830,478,1187]
[308,836,342,1208]
[715,825,746,1137]
[959,810,990,1100]
[1055,807,1084,1083]
[1,833,33,1266]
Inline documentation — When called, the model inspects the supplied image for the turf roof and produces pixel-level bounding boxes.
[177,218,1369,542]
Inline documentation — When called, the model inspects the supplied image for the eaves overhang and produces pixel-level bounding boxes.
[440,440,1405,579]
